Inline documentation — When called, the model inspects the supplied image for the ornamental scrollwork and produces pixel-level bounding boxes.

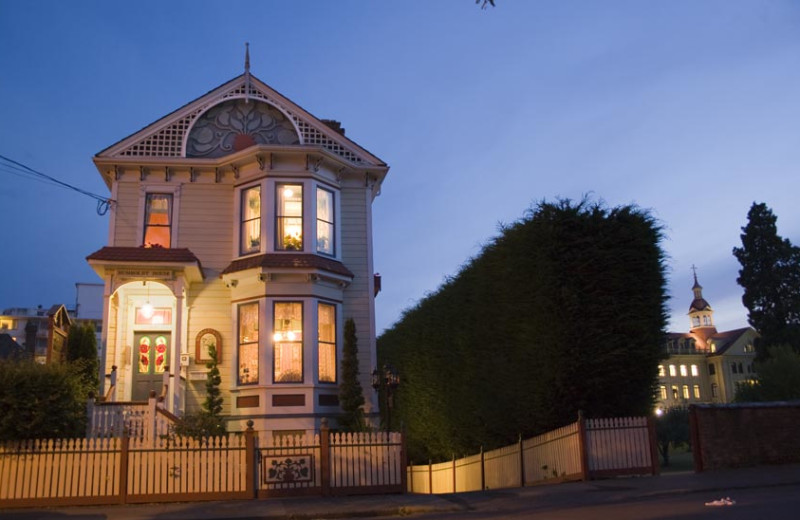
[187,99,299,158]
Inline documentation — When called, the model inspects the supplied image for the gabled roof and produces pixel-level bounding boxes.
[96,74,385,167]
[221,253,353,278]
[707,327,754,355]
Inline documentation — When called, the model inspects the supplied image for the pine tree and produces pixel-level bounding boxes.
[203,344,223,418]
[339,318,366,431]
[733,202,800,357]
[173,343,226,438]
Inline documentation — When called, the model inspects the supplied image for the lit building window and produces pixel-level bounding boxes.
[669,365,677,377]
[682,385,690,399]
[135,307,172,325]
[693,385,700,399]
[680,365,688,377]
[318,303,336,383]
[241,186,261,255]
[658,365,665,377]
[691,364,699,377]
[276,184,303,250]
[238,302,259,385]
[143,193,172,247]
[274,302,303,382]
[671,386,679,400]
[316,187,335,256]
[659,385,667,400]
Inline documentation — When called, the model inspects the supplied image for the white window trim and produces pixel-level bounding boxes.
[138,185,182,247]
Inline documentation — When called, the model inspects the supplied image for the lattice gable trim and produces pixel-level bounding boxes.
[106,76,380,166]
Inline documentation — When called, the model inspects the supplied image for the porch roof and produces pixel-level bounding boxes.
[86,246,204,282]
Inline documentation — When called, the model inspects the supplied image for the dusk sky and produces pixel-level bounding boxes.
[1,0,799,335]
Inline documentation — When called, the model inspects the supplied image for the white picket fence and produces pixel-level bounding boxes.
[408,415,656,494]
[86,394,175,440]
[0,425,405,507]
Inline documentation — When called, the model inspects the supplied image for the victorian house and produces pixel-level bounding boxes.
[86,64,388,435]
[656,274,758,410]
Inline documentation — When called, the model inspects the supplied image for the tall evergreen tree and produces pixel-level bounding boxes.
[339,318,366,431]
[172,344,226,438]
[733,202,800,357]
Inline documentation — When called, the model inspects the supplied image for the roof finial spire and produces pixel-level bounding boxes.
[244,42,251,104]
[691,264,698,286]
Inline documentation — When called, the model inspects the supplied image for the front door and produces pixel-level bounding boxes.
[132,331,170,401]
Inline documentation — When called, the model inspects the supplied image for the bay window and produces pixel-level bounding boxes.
[143,193,172,247]
[316,187,335,255]
[238,302,259,385]
[276,184,303,250]
[241,186,261,255]
[274,302,303,382]
[318,303,336,383]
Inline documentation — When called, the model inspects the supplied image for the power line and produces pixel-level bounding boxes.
[0,154,115,215]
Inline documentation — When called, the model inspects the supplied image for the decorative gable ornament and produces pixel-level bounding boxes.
[97,75,384,167]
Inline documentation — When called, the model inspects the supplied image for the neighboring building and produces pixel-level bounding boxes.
[86,62,389,435]
[0,304,71,363]
[656,274,758,410]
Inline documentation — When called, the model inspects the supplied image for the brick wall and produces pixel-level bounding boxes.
[690,402,800,471]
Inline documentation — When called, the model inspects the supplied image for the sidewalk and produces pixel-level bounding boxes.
[2,464,799,520]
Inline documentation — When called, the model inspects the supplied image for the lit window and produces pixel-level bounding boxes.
[669,365,677,377]
[143,193,172,247]
[318,303,336,383]
[693,385,701,399]
[238,302,259,385]
[682,385,690,399]
[680,365,688,377]
[316,187,335,255]
[135,307,172,325]
[274,302,303,382]
[658,365,665,377]
[691,364,699,377]
[659,386,667,400]
[241,186,261,255]
[276,184,303,250]
[744,343,755,353]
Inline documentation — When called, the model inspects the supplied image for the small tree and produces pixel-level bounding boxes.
[735,345,800,402]
[66,322,99,393]
[655,407,690,467]
[339,318,366,431]
[173,344,226,438]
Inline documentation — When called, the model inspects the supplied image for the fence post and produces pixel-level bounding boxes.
[518,434,525,487]
[118,433,129,504]
[428,460,432,494]
[244,420,256,499]
[480,446,485,490]
[320,418,331,496]
[400,429,408,493]
[147,390,158,444]
[646,415,660,475]
[577,410,589,481]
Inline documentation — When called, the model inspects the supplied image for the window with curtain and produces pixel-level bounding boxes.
[238,302,259,385]
[318,303,336,383]
[276,184,303,250]
[241,186,261,255]
[274,302,302,382]
[316,187,334,255]
[144,193,172,247]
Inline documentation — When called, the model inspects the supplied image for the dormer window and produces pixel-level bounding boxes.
[144,193,172,247]
[276,184,303,251]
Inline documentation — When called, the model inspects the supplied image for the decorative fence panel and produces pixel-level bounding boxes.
[407,415,657,494]
[256,432,322,497]
[0,438,122,507]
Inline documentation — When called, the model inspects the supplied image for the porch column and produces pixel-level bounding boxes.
[99,280,112,397]
[169,278,185,414]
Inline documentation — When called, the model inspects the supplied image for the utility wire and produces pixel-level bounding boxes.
[0,154,115,215]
